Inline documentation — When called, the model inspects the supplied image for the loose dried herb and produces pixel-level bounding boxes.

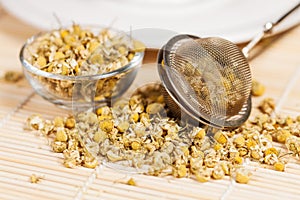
[26,88,300,184]
[24,24,138,100]
[26,114,98,169]
[126,178,137,186]
[30,174,43,183]
[3,71,23,83]
[252,80,265,96]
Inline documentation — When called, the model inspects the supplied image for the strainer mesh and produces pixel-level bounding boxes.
[163,36,252,125]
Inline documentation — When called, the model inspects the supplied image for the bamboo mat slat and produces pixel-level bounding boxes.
[0,83,34,121]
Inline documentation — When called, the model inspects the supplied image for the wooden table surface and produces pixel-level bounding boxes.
[1,4,300,200]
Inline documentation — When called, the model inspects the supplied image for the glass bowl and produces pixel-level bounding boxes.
[19,25,144,110]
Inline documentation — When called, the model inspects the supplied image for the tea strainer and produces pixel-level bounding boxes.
[158,2,300,128]
[158,35,252,128]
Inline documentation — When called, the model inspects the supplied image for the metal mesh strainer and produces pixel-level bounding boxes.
[158,35,252,128]
[157,3,300,128]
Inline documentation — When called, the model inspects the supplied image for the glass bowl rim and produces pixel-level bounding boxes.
[19,26,144,81]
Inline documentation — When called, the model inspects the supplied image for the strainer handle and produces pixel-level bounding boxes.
[242,2,300,58]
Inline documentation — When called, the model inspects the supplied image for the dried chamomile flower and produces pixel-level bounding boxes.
[30,174,43,184]
[251,80,265,96]
[212,164,225,180]
[26,114,45,131]
[132,122,147,137]
[245,138,258,149]
[129,112,139,123]
[273,161,285,172]
[234,156,243,165]
[263,152,278,165]
[117,121,130,133]
[194,136,211,151]
[194,128,206,140]
[3,70,23,83]
[65,117,76,129]
[220,162,232,176]
[54,116,65,127]
[214,131,227,144]
[83,155,98,169]
[40,119,54,135]
[204,151,219,168]
[51,141,67,153]
[96,106,111,116]
[250,148,263,160]
[99,119,114,132]
[235,168,251,184]
[285,116,294,126]
[195,168,212,183]
[233,136,245,147]
[213,143,223,151]
[127,97,142,110]
[190,156,204,173]
[146,103,165,115]
[131,140,141,150]
[56,127,68,142]
[181,146,190,157]
[106,149,124,162]
[251,113,269,127]
[237,147,248,157]
[127,178,137,186]
[63,149,81,168]
[258,98,275,115]
[274,129,291,143]
[189,146,203,158]
[132,83,164,104]
[264,147,279,156]
[173,164,188,178]
[286,136,300,157]
[93,130,107,143]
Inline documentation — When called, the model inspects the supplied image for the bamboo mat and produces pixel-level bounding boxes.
[1,5,300,200]
[1,61,300,200]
